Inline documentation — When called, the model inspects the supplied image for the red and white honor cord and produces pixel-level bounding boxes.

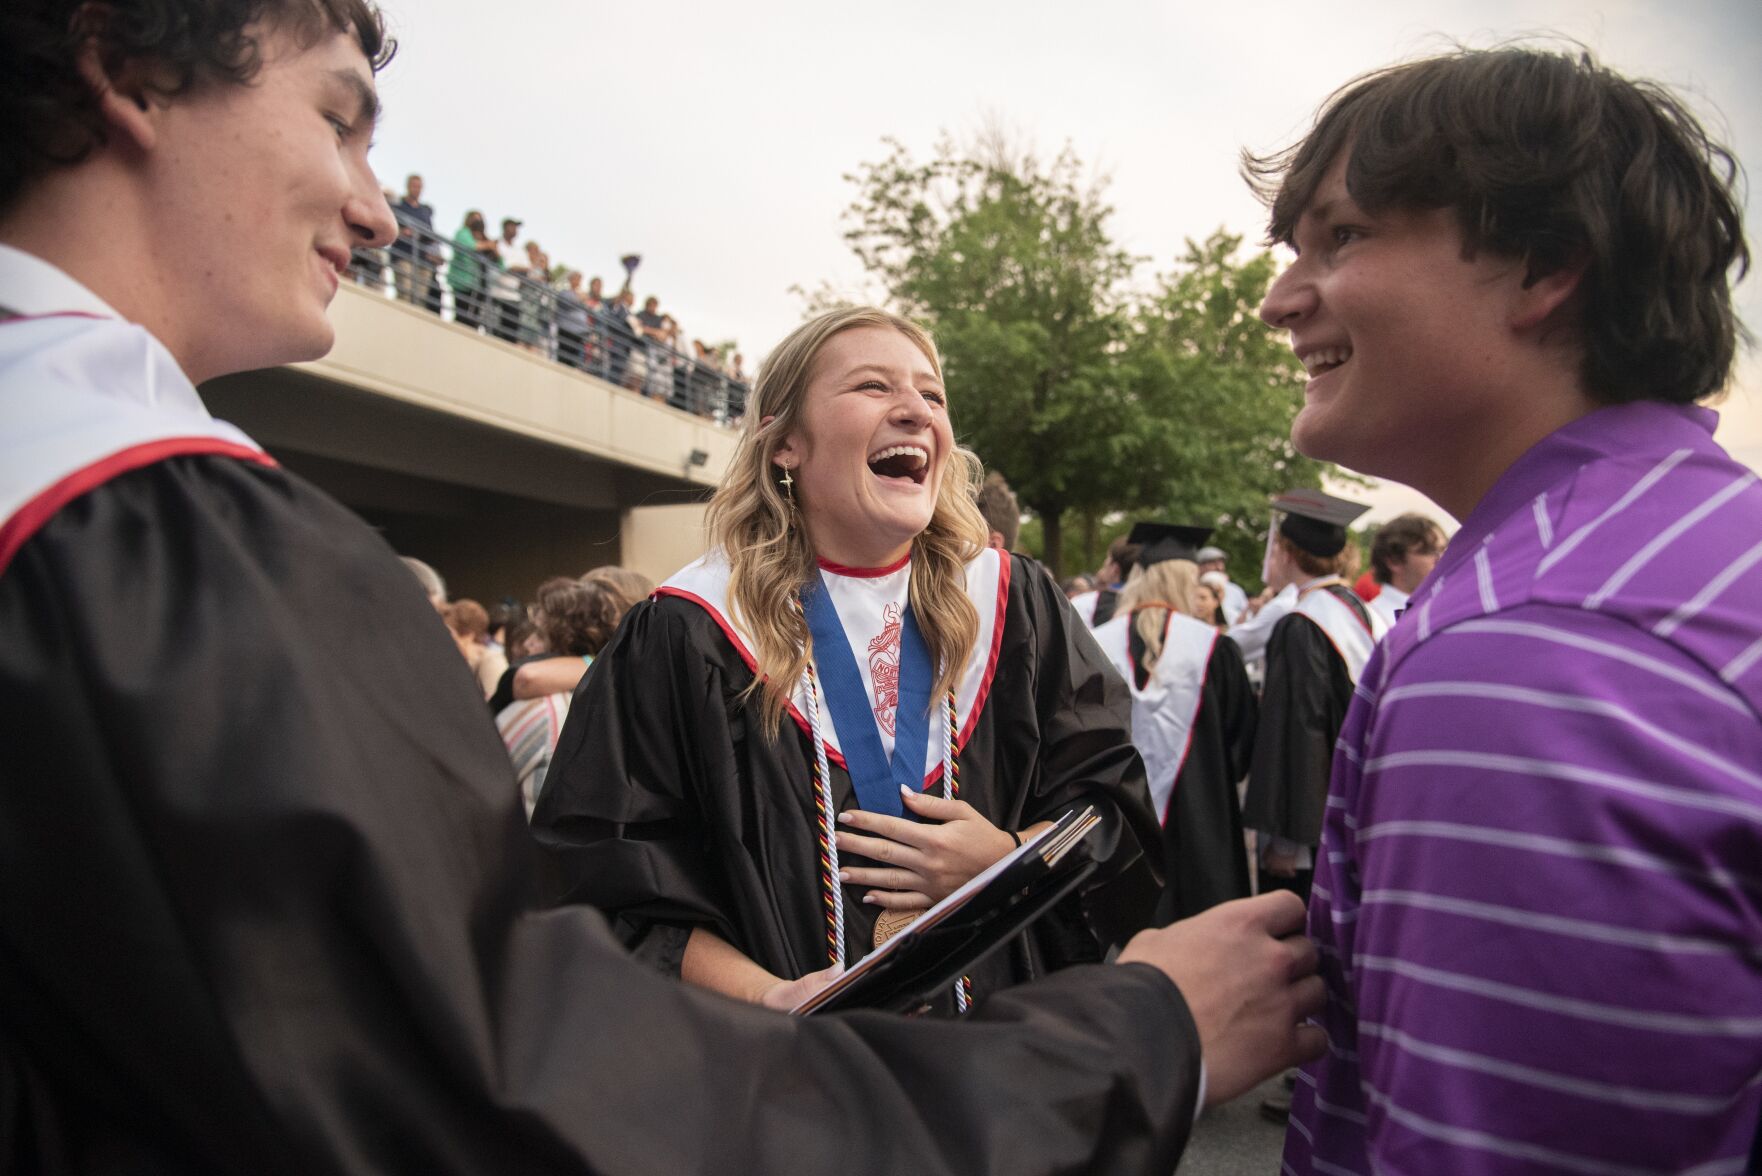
[942,692,973,1015]
[803,660,846,971]
[803,666,972,1015]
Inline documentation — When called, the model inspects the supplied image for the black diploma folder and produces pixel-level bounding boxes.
[792,805,1103,1015]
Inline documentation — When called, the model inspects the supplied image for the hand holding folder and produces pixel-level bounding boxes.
[792,806,1103,1015]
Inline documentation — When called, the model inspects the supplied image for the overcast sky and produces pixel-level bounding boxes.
[368,0,1761,525]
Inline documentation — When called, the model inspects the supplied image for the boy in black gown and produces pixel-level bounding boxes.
[0,3,1324,1171]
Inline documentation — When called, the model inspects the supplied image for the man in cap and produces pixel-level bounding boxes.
[1195,544,1249,624]
[1090,524,1257,923]
[1242,490,1385,908]
[1249,47,1762,1172]
[0,1,1326,1170]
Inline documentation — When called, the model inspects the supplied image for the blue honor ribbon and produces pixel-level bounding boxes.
[801,573,934,819]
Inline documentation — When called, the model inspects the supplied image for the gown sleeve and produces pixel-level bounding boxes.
[1208,636,1259,784]
[1242,612,1338,846]
[0,456,1205,1175]
[1014,556,1164,956]
[530,598,744,973]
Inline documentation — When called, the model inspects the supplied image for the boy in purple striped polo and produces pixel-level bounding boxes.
[1247,48,1761,1173]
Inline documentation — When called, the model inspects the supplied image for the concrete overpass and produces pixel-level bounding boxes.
[202,282,735,603]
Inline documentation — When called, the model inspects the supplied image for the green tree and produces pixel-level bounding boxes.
[1121,230,1334,590]
[841,138,1150,573]
[838,139,1335,578]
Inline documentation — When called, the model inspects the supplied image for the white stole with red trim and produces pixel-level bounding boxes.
[658,545,1009,785]
[1293,577,1386,682]
[0,315,263,537]
[1092,610,1216,823]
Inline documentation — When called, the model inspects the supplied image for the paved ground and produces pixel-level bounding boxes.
[1178,1073,1290,1174]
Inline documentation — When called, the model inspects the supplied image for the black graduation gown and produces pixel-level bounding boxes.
[531,554,1165,1006]
[1241,611,1355,850]
[1127,628,1257,925]
[0,455,1204,1174]
[1090,586,1121,627]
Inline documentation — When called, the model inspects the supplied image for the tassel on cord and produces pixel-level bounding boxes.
[806,658,970,1014]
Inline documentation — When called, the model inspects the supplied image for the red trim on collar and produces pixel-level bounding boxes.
[0,437,276,577]
[0,311,114,326]
[650,585,851,771]
[815,551,911,579]
[659,551,1012,786]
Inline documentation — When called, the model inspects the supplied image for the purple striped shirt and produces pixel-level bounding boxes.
[1286,401,1762,1175]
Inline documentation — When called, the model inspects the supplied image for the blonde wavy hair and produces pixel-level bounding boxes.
[1117,559,1200,677]
[706,307,990,737]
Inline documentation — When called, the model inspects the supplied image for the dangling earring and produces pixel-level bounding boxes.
[779,466,796,507]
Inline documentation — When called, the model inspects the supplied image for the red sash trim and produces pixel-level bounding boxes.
[0,437,276,577]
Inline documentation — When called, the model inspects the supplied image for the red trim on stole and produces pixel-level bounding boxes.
[1125,607,1216,825]
[0,437,277,577]
[1163,629,1217,825]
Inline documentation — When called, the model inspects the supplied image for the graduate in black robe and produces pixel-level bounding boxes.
[0,8,1322,1163]
[0,442,1200,1174]
[1151,634,1257,923]
[1242,492,1385,901]
[1092,524,1256,927]
[532,550,1164,1005]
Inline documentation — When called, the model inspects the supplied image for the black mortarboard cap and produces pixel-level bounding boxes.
[1272,489,1371,558]
[1126,522,1214,568]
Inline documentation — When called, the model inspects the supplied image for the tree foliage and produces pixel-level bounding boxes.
[837,137,1332,578]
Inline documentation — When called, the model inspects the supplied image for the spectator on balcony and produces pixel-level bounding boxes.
[636,295,666,341]
[636,296,669,399]
[449,209,494,332]
[603,286,639,388]
[390,173,439,313]
[488,215,525,344]
[688,338,725,417]
[557,271,591,371]
[520,240,553,354]
[664,315,690,407]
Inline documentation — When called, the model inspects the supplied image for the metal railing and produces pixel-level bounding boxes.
[347,218,750,427]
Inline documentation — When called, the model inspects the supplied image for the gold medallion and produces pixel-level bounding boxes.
[872,908,919,948]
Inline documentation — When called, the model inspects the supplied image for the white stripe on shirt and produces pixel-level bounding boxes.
[1360,1082,1731,1176]
[1448,618,1752,716]
[1585,471,1759,610]
[1654,538,1762,638]
[1357,888,1762,958]
[1365,749,1762,825]
[1379,680,1762,793]
[1355,819,1761,895]
[1474,546,1499,614]
[1722,636,1762,686]
[1354,954,1762,1034]
[1538,449,1693,576]
[1357,1021,1748,1114]
[1533,491,1555,549]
